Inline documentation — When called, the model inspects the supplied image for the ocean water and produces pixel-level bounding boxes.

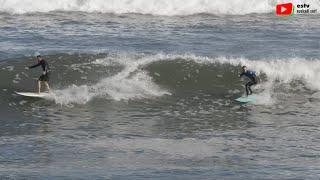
[0,0,320,179]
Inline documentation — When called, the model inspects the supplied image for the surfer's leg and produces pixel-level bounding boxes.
[37,80,41,93]
[245,82,250,96]
[247,81,256,95]
[44,81,51,92]
[248,86,252,95]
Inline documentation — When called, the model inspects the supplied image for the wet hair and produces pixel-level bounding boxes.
[242,66,247,69]
[34,52,41,57]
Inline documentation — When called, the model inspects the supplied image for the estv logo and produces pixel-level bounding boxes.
[276,3,293,15]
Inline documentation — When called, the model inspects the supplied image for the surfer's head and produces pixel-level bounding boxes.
[36,55,42,61]
[35,52,42,61]
[241,66,247,72]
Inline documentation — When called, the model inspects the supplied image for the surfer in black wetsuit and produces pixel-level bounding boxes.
[239,66,257,96]
[28,53,51,93]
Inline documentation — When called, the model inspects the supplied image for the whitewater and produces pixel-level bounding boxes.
[0,0,319,15]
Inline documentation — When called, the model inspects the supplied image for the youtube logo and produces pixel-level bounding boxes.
[276,3,293,15]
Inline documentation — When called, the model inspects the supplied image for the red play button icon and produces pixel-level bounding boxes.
[276,3,293,15]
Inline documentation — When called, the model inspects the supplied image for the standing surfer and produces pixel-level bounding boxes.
[239,66,257,96]
[28,53,51,94]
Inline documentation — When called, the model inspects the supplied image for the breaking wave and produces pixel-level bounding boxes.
[1,0,319,15]
[2,53,320,105]
[47,54,320,105]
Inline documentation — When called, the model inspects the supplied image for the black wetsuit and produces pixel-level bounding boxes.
[29,59,50,82]
[240,70,257,96]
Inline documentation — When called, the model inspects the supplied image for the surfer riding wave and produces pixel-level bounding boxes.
[239,66,257,96]
[28,53,51,94]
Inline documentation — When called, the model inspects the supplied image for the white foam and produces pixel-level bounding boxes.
[50,54,171,105]
[2,0,319,15]
[50,84,93,105]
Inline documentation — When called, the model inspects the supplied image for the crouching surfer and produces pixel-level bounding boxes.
[239,66,257,96]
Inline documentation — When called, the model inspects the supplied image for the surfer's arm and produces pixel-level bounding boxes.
[239,72,244,77]
[29,62,41,69]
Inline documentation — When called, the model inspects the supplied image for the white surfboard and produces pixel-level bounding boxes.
[15,92,51,98]
[235,95,256,103]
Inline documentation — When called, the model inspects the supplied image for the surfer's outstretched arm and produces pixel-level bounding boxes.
[29,62,41,69]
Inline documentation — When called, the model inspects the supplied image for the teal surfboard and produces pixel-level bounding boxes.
[235,95,256,103]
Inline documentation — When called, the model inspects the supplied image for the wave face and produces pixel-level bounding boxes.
[2,53,320,106]
[0,0,318,15]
